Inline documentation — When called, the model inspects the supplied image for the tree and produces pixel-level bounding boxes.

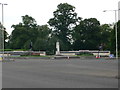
[110,21,120,56]
[48,3,80,50]
[33,25,51,51]
[72,18,101,50]
[8,15,38,50]
[0,22,8,49]
[117,21,120,56]
[100,24,113,50]
[22,15,37,26]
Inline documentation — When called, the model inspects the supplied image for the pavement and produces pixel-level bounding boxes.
[2,58,118,88]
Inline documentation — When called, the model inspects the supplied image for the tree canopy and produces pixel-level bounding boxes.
[8,15,51,51]
[72,18,101,50]
[48,3,80,50]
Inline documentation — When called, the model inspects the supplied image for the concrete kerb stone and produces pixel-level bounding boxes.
[4,56,50,60]
[3,56,119,60]
[52,55,80,59]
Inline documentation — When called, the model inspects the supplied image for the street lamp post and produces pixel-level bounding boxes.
[103,10,119,59]
[0,3,8,60]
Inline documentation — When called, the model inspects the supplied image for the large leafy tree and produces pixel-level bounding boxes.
[118,21,120,56]
[0,22,8,49]
[72,18,101,50]
[8,15,38,49]
[33,25,51,51]
[110,21,120,56]
[8,15,51,51]
[100,24,113,50]
[48,3,80,50]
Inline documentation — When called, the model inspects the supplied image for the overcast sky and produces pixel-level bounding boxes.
[0,0,120,34]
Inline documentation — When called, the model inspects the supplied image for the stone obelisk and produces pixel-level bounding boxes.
[56,41,60,55]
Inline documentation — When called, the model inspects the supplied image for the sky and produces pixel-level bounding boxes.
[0,0,120,34]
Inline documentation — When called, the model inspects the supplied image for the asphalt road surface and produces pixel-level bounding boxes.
[2,58,118,88]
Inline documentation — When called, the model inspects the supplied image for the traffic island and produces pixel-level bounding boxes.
[52,55,80,59]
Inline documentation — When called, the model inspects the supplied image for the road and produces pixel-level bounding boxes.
[2,58,118,88]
